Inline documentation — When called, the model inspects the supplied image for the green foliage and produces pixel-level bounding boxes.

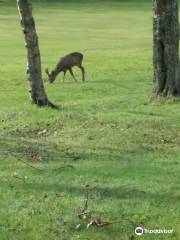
[0,1,180,239]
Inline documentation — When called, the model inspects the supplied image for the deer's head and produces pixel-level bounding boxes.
[45,68,56,83]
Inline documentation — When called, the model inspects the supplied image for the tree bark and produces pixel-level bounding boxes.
[152,0,180,97]
[17,0,55,107]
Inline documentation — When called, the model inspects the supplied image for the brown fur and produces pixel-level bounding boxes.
[45,52,85,83]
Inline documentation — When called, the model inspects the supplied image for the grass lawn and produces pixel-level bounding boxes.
[0,1,180,239]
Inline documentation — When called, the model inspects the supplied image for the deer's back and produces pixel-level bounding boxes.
[60,52,83,68]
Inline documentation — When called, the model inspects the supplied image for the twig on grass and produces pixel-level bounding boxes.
[76,186,136,230]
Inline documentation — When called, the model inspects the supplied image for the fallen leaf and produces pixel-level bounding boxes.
[28,153,42,162]
[87,219,110,228]
[37,129,48,137]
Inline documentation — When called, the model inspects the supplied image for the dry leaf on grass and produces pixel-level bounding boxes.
[37,129,48,137]
[27,153,42,162]
[87,219,110,228]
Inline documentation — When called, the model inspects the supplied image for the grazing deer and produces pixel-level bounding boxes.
[45,52,85,83]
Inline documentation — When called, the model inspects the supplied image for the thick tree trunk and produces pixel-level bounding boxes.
[17,0,55,107]
[152,0,180,97]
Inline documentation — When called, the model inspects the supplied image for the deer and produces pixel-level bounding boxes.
[45,52,85,83]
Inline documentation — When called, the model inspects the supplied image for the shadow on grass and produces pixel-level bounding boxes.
[0,134,168,165]
[1,178,179,206]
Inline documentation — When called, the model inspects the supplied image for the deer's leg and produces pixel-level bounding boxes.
[79,65,85,81]
[69,68,77,82]
[62,70,67,82]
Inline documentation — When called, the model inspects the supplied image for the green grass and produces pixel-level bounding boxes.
[0,1,180,239]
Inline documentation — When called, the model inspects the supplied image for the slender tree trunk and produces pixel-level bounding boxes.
[152,0,180,97]
[17,0,55,107]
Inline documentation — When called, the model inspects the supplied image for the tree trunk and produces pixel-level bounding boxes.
[17,0,55,107]
[152,0,180,97]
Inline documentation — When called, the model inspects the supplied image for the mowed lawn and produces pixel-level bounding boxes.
[0,1,180,239]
